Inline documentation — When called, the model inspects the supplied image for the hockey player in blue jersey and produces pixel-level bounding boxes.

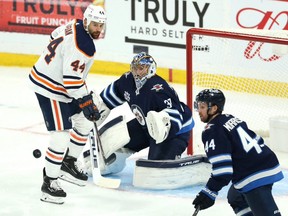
[192,89,283,216]
[95,52,194,162]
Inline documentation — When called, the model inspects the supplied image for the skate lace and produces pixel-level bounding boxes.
[75,160,86,174]
[50,179,63,191]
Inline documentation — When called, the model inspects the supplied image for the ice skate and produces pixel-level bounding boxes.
[60,154,88,187]
[40,169,66,205]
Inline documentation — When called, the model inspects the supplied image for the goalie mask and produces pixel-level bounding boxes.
[194,89,225,113]
[130,52,157,91]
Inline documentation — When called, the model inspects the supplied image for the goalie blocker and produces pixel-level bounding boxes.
[133,155,211,189]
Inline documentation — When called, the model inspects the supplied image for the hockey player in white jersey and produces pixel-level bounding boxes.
[29,4,106,204]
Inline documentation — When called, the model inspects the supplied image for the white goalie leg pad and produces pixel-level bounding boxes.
[146,110,171,144]
[99,115,130,158]
[91,91,111,126]
[101,148,134,175]
[133,155,212,189]
[82,148,134,176]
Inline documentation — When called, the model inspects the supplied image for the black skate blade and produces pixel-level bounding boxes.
[40,193,64,205]
[40,198,64,205]
[59,173,87,187]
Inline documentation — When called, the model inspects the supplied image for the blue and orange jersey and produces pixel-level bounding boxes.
[29,19,95,102]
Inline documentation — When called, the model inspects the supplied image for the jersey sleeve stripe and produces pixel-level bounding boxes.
[234,165,283,192]
[177,117,195,134]
[30,67,70,99]
[63,80,85,88]
[108,82,125,104]
[212,166,233,176]
[169,116,182,130]
[101,83,125,108]
[209,154,232,164]
[165,108,182,118]
[165,108,194,134]
[164,108,182,130]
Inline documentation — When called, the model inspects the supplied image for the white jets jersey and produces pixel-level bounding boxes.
[29,19,96,102]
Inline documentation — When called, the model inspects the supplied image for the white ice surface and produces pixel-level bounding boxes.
[0,66,287,216]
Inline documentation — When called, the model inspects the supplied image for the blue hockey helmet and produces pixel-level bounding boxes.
[130,52,157,91]
[130,52,157,80]
[194,88,225,112]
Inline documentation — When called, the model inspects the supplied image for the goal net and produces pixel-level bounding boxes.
[186,28,288,155]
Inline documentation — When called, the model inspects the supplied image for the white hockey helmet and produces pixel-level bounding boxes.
[83,4,106,26]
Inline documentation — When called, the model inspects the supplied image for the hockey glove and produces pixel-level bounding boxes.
[78,93,100,122]
[192,187,218,210]
[91,91,111,126]
[69,98,82,115]
[146,110,171,144]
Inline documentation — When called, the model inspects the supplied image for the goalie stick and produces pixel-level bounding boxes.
[88,122,121,189]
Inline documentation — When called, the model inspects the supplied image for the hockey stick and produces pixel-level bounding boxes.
[94,121,117,165]
[192,206,200,216]
[88,123,121,188]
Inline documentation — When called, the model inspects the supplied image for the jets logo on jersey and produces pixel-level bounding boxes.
[131,104,145,126]
[205,123,214,131]
[151,84,163,92]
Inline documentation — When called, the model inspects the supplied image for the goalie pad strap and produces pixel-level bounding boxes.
[99,115,124,135]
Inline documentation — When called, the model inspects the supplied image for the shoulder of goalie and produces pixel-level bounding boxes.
[133,155,212,189]
[83,115,133,176]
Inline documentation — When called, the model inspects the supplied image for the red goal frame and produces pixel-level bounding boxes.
[186,28,288,155]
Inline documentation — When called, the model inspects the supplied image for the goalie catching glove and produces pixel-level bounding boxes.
[78,92,101,122]
[146,110,171,144]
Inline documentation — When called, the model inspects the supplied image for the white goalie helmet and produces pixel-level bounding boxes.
[130,52,157,90]
[83,4,106,26]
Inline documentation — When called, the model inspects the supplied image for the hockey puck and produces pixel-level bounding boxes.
[33,149,42,158]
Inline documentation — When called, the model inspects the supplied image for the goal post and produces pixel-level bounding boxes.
[186,28,288,155]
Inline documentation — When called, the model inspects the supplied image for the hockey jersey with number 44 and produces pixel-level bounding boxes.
[29,19,96,102]
[202,114,284,193]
